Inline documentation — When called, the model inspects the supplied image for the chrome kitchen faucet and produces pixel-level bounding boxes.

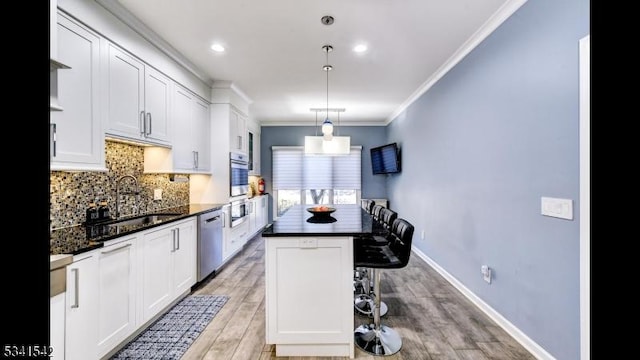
[115,175,140,219]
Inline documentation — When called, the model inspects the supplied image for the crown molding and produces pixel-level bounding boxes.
[385,0,528,125]
[94,0,212,85]
[260,120,387,127]
[210,80,253,104]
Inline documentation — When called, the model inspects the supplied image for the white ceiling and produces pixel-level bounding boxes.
[115,0,510,126]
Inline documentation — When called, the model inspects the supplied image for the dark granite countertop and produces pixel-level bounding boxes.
[50,203,226,256]
[262,204,373,237]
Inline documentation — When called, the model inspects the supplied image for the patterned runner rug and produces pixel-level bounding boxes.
[111,294,229,360]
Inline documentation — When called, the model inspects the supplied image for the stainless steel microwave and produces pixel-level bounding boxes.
[230,199,248,227]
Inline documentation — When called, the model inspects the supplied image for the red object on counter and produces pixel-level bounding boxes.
[258,178,265,194]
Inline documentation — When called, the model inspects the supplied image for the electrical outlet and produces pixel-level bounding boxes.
[421,230,425,240]
[481,265,492,284]
[299,238,317,248]
[153,188,163,201]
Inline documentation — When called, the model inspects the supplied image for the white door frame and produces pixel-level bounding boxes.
[579,34,590,360]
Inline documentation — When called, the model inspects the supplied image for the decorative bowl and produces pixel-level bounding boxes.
[306,206,337,217]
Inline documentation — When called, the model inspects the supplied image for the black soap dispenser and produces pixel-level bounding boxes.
[98,200,111,221]
[86,202,99,224]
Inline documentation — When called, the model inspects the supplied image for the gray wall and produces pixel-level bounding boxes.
[386,0,588,359]
[260,126,387,221]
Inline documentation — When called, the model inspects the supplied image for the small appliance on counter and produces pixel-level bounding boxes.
[85,199,112,225]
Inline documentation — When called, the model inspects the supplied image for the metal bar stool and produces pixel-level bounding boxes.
[354,208,397,317]
[354,218,414,356]
[361,199,376,214]
[355,200,376,292]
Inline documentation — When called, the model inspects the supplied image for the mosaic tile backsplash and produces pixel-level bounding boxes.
[50,141,190,229]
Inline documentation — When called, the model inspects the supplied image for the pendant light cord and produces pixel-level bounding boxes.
[315,111,318,136]
[326,48,329,118]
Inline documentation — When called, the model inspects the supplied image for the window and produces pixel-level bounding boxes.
[272,146,362,217]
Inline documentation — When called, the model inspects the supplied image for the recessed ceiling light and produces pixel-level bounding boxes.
[210,44,225,52]
[353,44,367,53]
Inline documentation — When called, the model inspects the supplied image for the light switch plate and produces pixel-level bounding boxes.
[541,197,573,220]
[154,188,163,201]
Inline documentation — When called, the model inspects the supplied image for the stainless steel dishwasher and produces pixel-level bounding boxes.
[197,209,224,282]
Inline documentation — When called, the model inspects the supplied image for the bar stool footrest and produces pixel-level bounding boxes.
[354,323,402,356]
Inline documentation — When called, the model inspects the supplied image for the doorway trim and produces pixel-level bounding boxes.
[579,34,590,360]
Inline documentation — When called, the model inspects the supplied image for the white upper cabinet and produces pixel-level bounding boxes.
[50,12,105,172]
[171,85,195,171]
[104,43,170,146]
[192,97,211,172]
[144,84,210,174]
[173,84,210,172]
[229,108,248,154]
[143,66,172,144]
[105,44,144,139]
[247,120,260,175]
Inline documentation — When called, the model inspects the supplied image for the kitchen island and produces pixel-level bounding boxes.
[262,204,373,358]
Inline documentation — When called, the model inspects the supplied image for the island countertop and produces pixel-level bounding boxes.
[262,204,373,237]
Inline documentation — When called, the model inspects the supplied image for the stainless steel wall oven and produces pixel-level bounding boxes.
[230,152,249,198]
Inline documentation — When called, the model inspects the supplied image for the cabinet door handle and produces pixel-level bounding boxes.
[50,123,57,157]
[140,111,146,136]
[237,135,242,149]
[101,243,132,254]
[222,212,226,228]
[146,112,152,136]
[195,151,199,169]
[176,228,180,250]
[71,268,79,308]
[171,229,176,252]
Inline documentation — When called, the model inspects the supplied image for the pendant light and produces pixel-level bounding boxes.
[304,42,351,155]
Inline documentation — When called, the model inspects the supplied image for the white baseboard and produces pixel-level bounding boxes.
[411,247,556,360]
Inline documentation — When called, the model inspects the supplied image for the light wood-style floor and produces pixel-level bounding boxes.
[182,234,535,360]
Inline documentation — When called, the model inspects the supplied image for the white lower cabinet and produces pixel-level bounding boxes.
[97,236,138,358]
[65,252,99,360]
[140,217,197,323]
[247,196,269,237]
[140,223,174,322]
[50,293,65,360]
[224,220,248,261]
[248,198,258,234]
[265,236,354,357]
[61,216,198,360]
[258,195,268,229]
[172,218,197,296]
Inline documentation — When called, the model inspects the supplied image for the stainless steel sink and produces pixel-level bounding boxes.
[106,213,182,228]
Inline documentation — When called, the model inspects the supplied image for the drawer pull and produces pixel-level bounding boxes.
[101,243,132,254]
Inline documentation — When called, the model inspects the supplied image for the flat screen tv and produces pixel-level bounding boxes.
[370,143,400,175]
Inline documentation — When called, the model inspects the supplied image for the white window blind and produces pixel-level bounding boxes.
[272,147,303,189]
[272,146,361,190]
